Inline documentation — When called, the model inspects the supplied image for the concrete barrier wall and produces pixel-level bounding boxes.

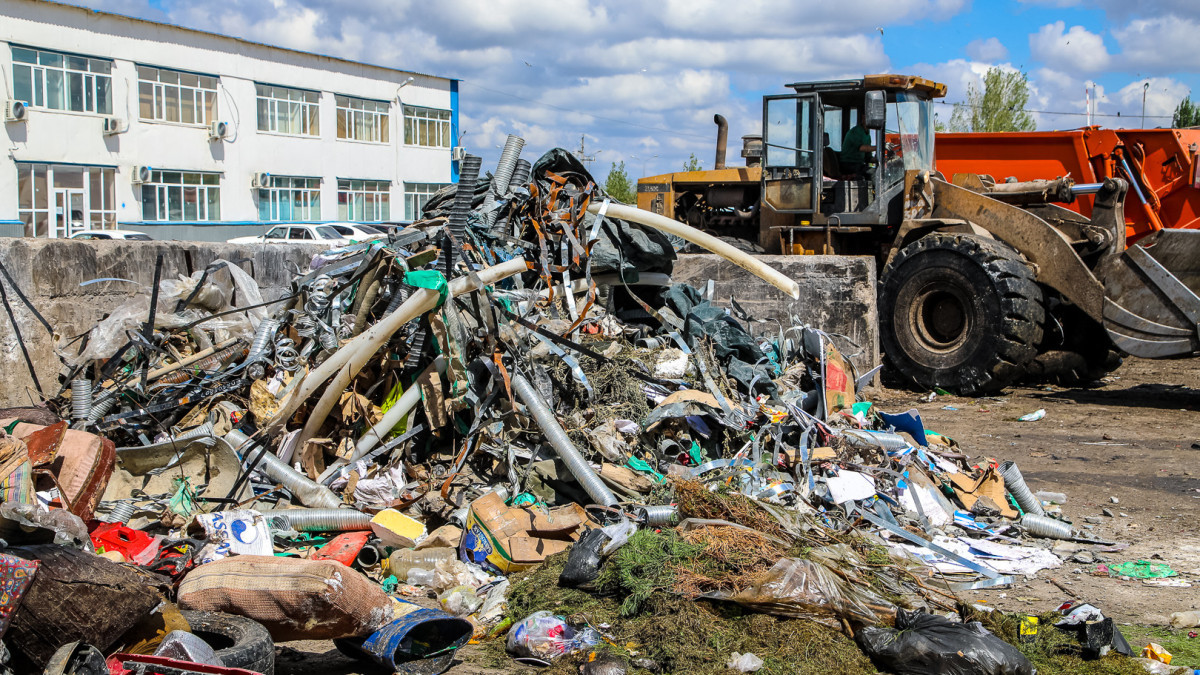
[672,254,878,377]
[0,238,325,407]
[0,241,879,407]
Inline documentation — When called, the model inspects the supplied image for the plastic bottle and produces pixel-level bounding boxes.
[1170,611,1200,628]
[388,546,457,581]
[1035,491,1068,505]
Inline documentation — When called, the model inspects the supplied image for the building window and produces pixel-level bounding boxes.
[336,96,389,143]
[337,179,391,221]
[138,66,218,126]
[404,182,450,220]
[258,176,321,221]
[256,84,319,136]
[11,46,112,114]
[16,163,115,237]
[403,107,451,147]
[141,171,221,221]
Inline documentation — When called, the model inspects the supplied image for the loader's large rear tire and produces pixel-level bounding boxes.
[880,233,1044,395]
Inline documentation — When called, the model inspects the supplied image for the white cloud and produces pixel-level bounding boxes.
[1029,22,1111,74]
[965,37,1008,62]
[1112,16,1200,74]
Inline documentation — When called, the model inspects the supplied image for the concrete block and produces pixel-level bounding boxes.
[0,238,325,407]
[670,254,878,376]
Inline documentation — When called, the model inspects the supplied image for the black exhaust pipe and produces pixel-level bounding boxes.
[714,114,728,170]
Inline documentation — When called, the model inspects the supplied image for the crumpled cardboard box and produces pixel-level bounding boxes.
[459,492,593,574]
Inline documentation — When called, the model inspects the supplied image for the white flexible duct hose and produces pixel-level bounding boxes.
[270,258,528,433]
[588,202,800,299]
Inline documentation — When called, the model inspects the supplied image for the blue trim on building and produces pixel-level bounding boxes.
[119,220,404,227]
[450,79,460,184]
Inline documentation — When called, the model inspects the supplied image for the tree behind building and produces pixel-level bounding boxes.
[604,162,636,204]
[947,67,1037,133]
[1173,96,1200,128]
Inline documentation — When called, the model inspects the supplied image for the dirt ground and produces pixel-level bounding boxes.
[275,356,1200,674]
[875,356,1200,626]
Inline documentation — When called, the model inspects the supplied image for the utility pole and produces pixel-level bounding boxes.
[1141,81,1150,128]
[574,134,599,170]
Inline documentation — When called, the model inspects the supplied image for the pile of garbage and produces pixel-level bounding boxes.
[0,136,1163,675]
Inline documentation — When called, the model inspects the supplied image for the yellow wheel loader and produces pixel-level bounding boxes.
[637,75,1200,393]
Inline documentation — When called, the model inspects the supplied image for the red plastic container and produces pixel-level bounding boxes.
[90,522,157,563]
[312,531,371,566]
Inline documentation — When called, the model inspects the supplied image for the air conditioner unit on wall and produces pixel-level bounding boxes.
[102,117,127,135]
[209,120,229,140]
[451,146,466,161]
[131,166,152,184]
[5,100,28,122]
[251,172,271,188]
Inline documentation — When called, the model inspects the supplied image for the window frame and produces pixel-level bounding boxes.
[402,106,452,148]
[140,170,221,222]
[137,65,219,127]
[11,45,113,115]
[257,175,322,221]
[255,83,321,137]
[403,182,451,220]
[336,95,390,144]
[337,178,391,221]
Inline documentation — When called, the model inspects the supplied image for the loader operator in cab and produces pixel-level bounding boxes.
[840,122,874,177]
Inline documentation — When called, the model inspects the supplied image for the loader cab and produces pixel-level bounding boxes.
[761,75,944,252]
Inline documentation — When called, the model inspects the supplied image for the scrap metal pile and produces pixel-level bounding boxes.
[0,137,1139,675]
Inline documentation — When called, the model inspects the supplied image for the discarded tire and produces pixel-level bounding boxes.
[880,233,1044,395]
[179,610,275,675]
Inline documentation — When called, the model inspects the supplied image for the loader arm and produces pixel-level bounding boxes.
[923,176,1107,322]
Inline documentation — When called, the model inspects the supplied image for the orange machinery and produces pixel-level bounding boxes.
[935,127,1200,245]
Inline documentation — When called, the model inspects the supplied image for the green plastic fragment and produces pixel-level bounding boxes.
[627,456,665,484]
[168,477,196,518]
[851,402,873,417]
[1108,560,1177,579]
[402,269,449,307]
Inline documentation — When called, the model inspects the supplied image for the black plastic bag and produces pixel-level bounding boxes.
[559,528,609,588]
[856,609,1033,675]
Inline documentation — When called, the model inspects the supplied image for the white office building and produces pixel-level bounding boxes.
[0,0,459,240]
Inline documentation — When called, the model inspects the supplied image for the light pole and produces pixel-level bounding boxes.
[630,154,658,176]
[1142,82,1150,128]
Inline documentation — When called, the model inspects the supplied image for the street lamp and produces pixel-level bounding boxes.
[1141,82,1150,128]
[630,154,659,176]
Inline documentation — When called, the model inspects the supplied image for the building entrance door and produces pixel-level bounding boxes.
[53,188,85,238]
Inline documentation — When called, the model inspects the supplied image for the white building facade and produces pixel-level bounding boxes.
[0,0,458,240]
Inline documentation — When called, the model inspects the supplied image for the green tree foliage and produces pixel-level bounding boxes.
[947,67,1037,133]
[1173,96,1200,128]
[682,153,703,172]
[604,161,636,204]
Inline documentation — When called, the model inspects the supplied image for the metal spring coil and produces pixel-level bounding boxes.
[87,391,118,423]
[70,379,93,421]
[102,500,137,524]
[244,318,281,364]
[274,338,299,371]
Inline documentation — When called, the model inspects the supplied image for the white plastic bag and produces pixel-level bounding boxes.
[726,652,764,672]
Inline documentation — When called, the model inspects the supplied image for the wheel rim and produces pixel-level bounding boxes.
[910,284,971,352]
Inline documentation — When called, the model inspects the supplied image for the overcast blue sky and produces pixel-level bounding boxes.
[68,0,1200,179]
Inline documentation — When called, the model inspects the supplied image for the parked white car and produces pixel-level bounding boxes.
[227,223,389,246]
[326,223,388,241]
[227,224,350,246]
[70,229,153,240]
